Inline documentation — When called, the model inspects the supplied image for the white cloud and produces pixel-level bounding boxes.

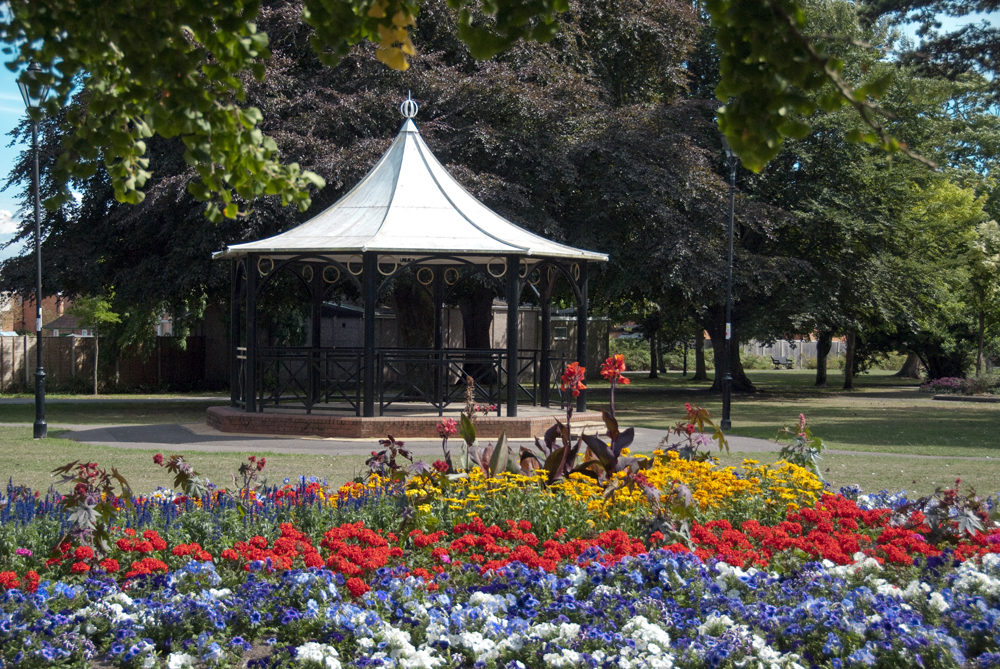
[0,210,20,236]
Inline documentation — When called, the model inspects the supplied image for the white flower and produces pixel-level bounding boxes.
[295,642,342,669]
[928,592,950,612]
[166,652,197,669]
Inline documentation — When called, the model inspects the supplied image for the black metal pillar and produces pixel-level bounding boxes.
[245,257,258,413]
[433,269,445,410]
[576,262,588,412]
[539,271,552,408]
[722,156,737,430]
[505,256,521,417]
[31,118,46,438]
[230,260,240,407]
[309,266,323,413]
[362,252,377,417]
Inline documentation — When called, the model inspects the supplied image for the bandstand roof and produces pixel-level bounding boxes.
[214,114,607,263]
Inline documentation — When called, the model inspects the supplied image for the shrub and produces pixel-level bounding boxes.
[609,338,650,371]
[740,352,772,370]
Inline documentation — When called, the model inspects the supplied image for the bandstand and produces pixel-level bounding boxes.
[210,97,607,434]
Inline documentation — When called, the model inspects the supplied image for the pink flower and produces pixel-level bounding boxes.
[437,419,459,439]
[15,548,31,557]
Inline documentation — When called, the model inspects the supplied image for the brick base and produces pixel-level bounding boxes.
[206,406,606,440]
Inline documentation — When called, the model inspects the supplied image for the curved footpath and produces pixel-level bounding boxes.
[0,422,993,460]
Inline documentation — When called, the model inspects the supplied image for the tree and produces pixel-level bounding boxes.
[963,220,1000,375]
[2,0,570,220]
[3,0,701,348]
[68,296,122,395]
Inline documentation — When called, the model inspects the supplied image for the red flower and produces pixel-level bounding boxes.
[71,562,91,574]
[74,545,94,560]
[257,457,266,471]
[0,571,20,590]
[99,559,120,573]
[432,460,450,473]
[345,577,370,597]
[23,571,40,593]
[153,453,164,466]
[560,362,587,397]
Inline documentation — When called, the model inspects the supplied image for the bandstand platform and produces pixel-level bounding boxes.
[207,403,606,440]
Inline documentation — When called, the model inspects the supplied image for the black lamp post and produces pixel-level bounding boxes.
[18,62,52,440]
[720,136,738,431]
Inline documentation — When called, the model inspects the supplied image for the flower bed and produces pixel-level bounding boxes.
[1,363,999,668]
[2,474,1000,669]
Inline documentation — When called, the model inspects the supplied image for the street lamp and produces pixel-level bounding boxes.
[720,136,739,431]
[18,62,52,440]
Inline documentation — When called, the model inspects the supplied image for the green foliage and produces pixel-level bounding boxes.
[740,352,772,370]
[2,0,571,220]
[610,338,651,371]
[710,0,933,171]
[893,482,1000,546]
[66,295,121,333]
[49,460,134,555]
[775,414,825,481]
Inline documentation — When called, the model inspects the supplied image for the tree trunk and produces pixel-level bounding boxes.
[389,278,434,349]
[894,352,922,379]
[815,330,832,387]
[457,280,496,381]
[658,333,667,373]
[648,333,658,379]
[977,310,985,376]
[705,314,755,393]
[692,330,708,381]
[387,276,436,395]
[93,331,99,396]
[843,330,856,390]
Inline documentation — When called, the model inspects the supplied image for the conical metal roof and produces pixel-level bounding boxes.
[214,117,607,262]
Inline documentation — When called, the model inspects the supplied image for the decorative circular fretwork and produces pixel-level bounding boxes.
[323,265,341,284]
[377,255,398,276]
[444,267,461,285]
[347,255,364,276]
[518,260,529,278]
[572,263,581,280]
[301,265,314,283]
[416,267,434,286]
[400,92,419,119]
[257,256,274,277]
[487,258,507,278]
[547,266,556,284]
[528,267,541,286]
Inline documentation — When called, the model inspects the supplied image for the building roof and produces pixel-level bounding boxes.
[41,314,81,331]
[214,116,607,263]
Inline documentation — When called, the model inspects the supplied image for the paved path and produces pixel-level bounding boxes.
[12,423,988,460]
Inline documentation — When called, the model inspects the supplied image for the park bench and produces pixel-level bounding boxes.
[771,355,794,369]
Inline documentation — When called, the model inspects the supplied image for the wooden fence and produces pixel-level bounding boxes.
[0,336,207,392]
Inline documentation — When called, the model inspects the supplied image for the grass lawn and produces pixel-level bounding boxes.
[0,400,228,425]
[594,370,1000,458]
[0,370,996,497]
[0,427,367,494]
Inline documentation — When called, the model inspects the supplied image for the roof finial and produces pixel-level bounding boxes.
[400,91,419,119]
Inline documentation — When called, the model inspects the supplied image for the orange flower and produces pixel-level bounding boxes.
[600,354,629,385]
[560,362,587,397]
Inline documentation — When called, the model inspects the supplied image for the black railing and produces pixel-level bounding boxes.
[255,347,363,415]
[237,347,569,416]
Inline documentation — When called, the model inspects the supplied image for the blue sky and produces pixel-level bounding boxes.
[0,11,993,263]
